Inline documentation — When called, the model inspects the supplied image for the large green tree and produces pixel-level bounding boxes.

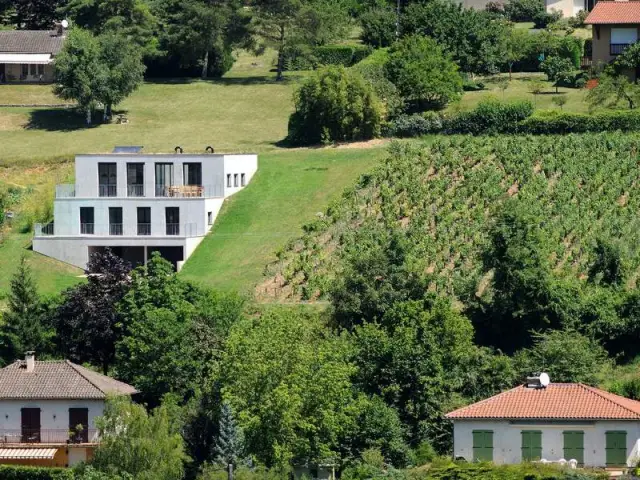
[12,0,67,29]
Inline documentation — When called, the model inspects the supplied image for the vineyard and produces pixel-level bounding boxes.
[260,134,640,301]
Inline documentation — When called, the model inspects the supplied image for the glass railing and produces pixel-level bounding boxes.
[99,185,118,197]
[80,223,94,235]
[109,224,123,236]
[127,184,145,197]
[137,223,151,236]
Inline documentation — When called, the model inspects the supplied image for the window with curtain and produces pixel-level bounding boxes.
[155,163,174,196]
[127,163,144,196]
[183,163,202,186]
[98,163,117,197]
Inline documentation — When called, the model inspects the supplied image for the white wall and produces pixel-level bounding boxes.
[223,154,258,197]
[0,400,104,442]
[453,420,640,467]
[545,0,573,18]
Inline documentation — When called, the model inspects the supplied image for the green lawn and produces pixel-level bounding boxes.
[451,72,593,114]
[180,146,386,295]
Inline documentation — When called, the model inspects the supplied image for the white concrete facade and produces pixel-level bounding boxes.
[452,419,640,467]
[545,0,585,18]
[33,151,258,270]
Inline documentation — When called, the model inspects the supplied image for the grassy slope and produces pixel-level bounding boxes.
[180,147,386,294]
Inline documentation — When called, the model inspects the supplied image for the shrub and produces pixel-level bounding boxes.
[485,1,506,15]
[287,66,383,146]
[359,6,397,48]
[463,81,485,91]
[533,9,563,28]
[386,112,443,138]
[519,110,640,134]
[385,35,463,110]
[313,45,373,68]
[0,465,74,480]
[416,462,608,479]
[569,8,589,28]
[352,62,405,119]
[444,98,534,134]
[505,0,545,22]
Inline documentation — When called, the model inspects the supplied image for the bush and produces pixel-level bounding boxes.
[533,9,563,28]
[463,81,485,91]
[352,63,405,119]
[519,110,640,134]
[0,465,74,480]
[313,45,373,68]
[505,0,545,22]
[385,35,463,110]
[386,112,443,138]
[485,1,506,15]
[416,462,608,479]
[444,98,534,134]
[287,66,383,146]
[359,6,397,48]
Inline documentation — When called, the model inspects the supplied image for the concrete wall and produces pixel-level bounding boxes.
[453,420,640,467]
[2,63,54,83]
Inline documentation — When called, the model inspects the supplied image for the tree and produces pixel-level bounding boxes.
[385,35,463,110]
[60,0,159,56]
[96,33,146,120]
[287,66,383,146]
[514,329,611,385]
[251,0,350,81]
[0,256,53,365]
[540,56,573,93]
[586,71,640,110]
[52,249,131,373]
[53,27,104,125]
[12,0,67,29]
[504,0,545,22]
[589,238,628,286]
[504,28,529,81]
[213,401,244,468]
[552,95,567,110]
[91,396,187,480]
[359,6,396,48]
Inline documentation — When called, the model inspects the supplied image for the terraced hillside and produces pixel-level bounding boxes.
[261,134,640,301]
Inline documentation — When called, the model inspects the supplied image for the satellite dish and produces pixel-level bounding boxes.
[61,19,69,28]
[539,372,550,387]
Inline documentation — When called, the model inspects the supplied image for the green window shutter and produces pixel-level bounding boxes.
[606,431,627,466]
[521,431,542,461]
[472,430,493,462]
[563,431,584,465]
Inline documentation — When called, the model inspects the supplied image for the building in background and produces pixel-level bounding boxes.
[0,352,136,468]
[33,146,259,271]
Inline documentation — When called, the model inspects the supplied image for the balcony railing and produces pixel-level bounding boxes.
[56,184,76,198]
[34,223,54,236]
[80,223,94,235]
[0,429,99,445]
[155,184,223,198]
[137,223,151,236]
[109,223,123,236]
[611,43,631,55]
[127,184,145,197]
[166,223,180,236]
[99,185,118,197]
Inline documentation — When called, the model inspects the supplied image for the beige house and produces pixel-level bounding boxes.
[585,1,640,74]
[0,27,66,84]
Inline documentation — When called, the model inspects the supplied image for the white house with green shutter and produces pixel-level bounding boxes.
[446,379,640,467]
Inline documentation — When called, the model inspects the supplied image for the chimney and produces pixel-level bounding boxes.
[25,351,35,373]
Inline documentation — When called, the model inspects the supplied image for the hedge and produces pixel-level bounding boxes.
[416,463,608,480]
[443,99,534,135]
[0,465,74,480]
[519,110,640,134]
[313,45,373,68]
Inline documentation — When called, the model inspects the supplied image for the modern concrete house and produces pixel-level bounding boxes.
[585,1,640,75]
[0,352,136,468]
[0,26,66,84]
[446,378,640,467]
[33,147,258,271]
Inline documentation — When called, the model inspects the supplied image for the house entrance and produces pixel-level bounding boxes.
[0,64,5,83]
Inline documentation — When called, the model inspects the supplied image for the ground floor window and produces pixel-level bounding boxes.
[472,430,493,462]
[563,431,584,464]
[521,430,542,462]
[606,431,627,466]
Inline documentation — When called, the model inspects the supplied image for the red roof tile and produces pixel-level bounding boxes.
[585,2,640,24]
[446,384,640,420]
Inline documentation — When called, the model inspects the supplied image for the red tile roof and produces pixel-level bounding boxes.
[585,1,640,25]
[446,384,640,420]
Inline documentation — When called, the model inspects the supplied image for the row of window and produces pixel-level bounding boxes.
[471,429,627,466]
[79,206,194,236]
[21,64,45,77]
[19,407,89,443]
[227,173,246,188]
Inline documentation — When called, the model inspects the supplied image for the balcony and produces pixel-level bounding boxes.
[56,184,76,198]
[35,222,202,238]
[34,223,54,236]
[155,185,222,198]
[611,43,631,56]
[127,185,145,197]
[137,223,151,236]
[80,223,94,235]
[99,185,118,197]
[166,223,180,236]
[0,429,99,445]
[55,184,224,198]
[109,224,123,236]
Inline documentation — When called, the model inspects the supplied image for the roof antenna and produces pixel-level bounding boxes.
[205,146,214,153]
[174,146,183,154]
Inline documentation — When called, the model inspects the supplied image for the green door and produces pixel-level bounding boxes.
[606,431,627,466]
[563,431,584,464]
[472,430,493,462]
[521,431,542,462]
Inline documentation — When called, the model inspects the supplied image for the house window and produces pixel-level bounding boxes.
[137,207,151,236]
[241,173,246,186]
[98,163,117,197]
[127,163,145,197]
[563,431,584,465]
[109,207,123,235]
[234,174,239,187]
[208,211,213,225]
[69,408,89,444]
[21,64,28,78]
[21,408,40,443]
[606,431,627,466]
[611,28,638,55]
[155,163,174,197]
[521,430,542,462]
[80,207,94,235]
[183,163,202,186]
[472,430,493,462]
[37,64,44,76]
[227,174,232,188]
[166,207,180,235]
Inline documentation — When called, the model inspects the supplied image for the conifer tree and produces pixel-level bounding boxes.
[213,401,244,468]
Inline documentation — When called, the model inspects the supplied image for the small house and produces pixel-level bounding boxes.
[446,377,640,467]
[0,352,137,468]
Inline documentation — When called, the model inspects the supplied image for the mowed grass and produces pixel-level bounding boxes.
[450,72,593,114]
[180,146,387,294]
